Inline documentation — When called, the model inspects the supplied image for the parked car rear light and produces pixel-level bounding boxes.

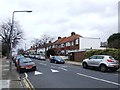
[107,59,114,62]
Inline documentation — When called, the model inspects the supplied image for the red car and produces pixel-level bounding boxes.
[17,57,36,73]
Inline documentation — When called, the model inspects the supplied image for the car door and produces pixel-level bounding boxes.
[93,56,104,67]
[87,56,97,66]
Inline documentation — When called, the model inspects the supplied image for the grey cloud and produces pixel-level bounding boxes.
[1,0,119,48]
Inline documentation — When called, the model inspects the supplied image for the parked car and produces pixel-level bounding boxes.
[14,55,24,67]
[82,55,119,72]
[35,55,45,60]
[12,54,17,63]
[50,56,65,64]
[17,57,36,73]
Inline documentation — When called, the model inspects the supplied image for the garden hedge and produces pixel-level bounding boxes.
[85,48,120,60]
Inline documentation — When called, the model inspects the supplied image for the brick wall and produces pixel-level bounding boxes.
[69,51,86,62]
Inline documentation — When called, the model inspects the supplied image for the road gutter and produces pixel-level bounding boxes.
[22,73,35,90]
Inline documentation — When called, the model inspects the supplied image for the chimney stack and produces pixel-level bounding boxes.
[49,41,51,43]
[71,32,76,36]
[58,37,61,39]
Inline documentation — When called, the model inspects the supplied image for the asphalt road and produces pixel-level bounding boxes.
[19,58,120,89]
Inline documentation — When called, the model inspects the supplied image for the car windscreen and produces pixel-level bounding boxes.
[16,55,24,59]
[55,56,63,60]
[20,58,33,63]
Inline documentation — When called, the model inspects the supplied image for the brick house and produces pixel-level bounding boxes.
[47,32,82,55]
[28,32,82,55]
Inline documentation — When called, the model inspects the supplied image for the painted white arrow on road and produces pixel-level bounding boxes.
[51,69,59,73]
[35,71,43,75]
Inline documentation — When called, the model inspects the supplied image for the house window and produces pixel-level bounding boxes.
[75,39,79,45]
[61,44,64,47]
[53,45,55,48]
[71,41,74,46]
[66,42,70,46]
[59,45,61,48]
[56,45,58,48]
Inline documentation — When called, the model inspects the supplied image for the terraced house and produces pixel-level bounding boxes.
[27,31,101,56]
[49,32,82,55]
[27,32,82,55]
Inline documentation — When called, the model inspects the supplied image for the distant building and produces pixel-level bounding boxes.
[27,32,101,56]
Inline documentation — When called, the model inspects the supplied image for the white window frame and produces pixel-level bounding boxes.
[66,42,70,46]
[75,39,79,45]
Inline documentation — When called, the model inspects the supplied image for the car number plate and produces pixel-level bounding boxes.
[26,66,32,69]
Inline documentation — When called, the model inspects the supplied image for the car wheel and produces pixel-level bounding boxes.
[33,67,36,71]
[18,68,22,73]
[99,65,107,72]
[82,62,88,69]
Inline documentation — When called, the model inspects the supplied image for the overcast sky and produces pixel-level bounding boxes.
[0,0,119,50]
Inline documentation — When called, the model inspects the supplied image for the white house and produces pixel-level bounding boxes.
[79,37,101,50]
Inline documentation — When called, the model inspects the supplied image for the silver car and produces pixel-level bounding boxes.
[82,55,119,72]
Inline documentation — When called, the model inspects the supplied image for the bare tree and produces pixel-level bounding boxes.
[0,19,23,58]
[40,34,54,58]
[17,48,25,55]
[31,38,41,54]
[31,34,54,58]
[40,34,54,44]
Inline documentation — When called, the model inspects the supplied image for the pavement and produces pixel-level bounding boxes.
[0,57,33,90]
[65,60,82,66]
[0,57,119,89]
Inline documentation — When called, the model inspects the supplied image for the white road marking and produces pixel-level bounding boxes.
[39,63,47,66]
[58,67,68,71]
[61,66,68,68]
[51,69,59,73]
[25,73,28,78]
[51,66,56,68]
[77,73,120,86]
[35,71,43,75]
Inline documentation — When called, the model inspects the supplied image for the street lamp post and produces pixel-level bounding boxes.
[9,10,32,75]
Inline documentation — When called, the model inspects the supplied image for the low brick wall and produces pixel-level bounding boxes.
[69,51,86,62]
[74,51,86,62]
